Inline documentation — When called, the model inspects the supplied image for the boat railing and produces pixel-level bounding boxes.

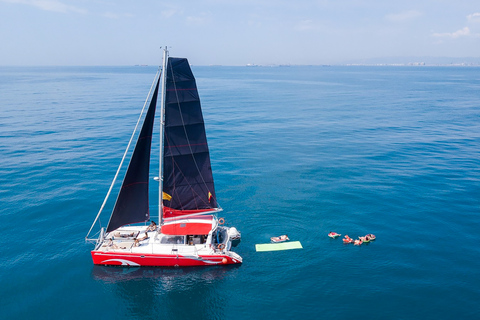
[228,251,242,262]
[214,240,228,253]
[85,227,105,246]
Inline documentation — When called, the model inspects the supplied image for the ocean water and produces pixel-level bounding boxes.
[1,65,479,319]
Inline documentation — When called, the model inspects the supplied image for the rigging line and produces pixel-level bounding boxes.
[104,71,161,232]
[164,133,211,209]
[172,158,212,208]
[169,60,221,208]
[86,67,162,240]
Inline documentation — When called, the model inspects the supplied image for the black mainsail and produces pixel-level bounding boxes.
[162,57,217,217]
[106,79,160,233]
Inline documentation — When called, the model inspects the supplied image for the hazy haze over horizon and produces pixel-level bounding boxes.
[1,0,479,66]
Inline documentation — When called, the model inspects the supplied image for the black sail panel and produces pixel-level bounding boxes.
[163,57,217,213]
[106,79,159,233]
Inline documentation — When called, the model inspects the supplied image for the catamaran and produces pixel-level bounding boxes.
[86,48,242,267]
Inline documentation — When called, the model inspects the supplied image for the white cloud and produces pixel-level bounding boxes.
[186,13,210,25]
[467,12,480,23]
[160,4,181,19]
[432,13,480,40]
[102,12,133,19]
[161,9,177,18]
[433,27,470,38]
[295,19,316,31]
[1,0,86,13]
[385,10,421,22]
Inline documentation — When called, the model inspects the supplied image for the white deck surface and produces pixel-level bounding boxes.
[97,226,220,256]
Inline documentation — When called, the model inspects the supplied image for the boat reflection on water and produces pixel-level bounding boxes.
[91,264,240,284]
[91,265,241,318]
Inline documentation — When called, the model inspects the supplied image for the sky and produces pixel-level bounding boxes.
[0,0,479,66]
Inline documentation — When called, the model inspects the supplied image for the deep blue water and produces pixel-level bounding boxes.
[1,65,479,319]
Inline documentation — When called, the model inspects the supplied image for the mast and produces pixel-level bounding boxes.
[159,47,168,226]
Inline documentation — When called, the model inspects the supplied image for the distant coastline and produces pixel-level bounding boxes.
[243,56,480,67]
[243,63,480,67]
[336,56,480,67]
[2,56,479,68]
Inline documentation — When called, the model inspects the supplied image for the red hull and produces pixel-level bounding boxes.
[91,250,241,267]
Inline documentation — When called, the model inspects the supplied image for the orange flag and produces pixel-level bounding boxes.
[162,192,172,201]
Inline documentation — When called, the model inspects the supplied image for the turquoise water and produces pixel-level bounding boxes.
[1,65,479,319]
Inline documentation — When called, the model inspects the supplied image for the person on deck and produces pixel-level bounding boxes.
[147,221,157,232]
[134,232,149,247]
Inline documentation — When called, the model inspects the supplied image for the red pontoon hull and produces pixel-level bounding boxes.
[91,250,241,267]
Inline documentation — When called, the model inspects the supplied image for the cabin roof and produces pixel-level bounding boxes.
[161,215,214,235]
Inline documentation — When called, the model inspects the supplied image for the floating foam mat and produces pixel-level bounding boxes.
[255,241,303,252]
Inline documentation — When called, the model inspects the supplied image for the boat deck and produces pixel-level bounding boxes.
[96,226,221,255]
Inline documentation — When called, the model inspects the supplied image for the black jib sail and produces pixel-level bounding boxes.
[106,79,160,233]
[163,57,217,216]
